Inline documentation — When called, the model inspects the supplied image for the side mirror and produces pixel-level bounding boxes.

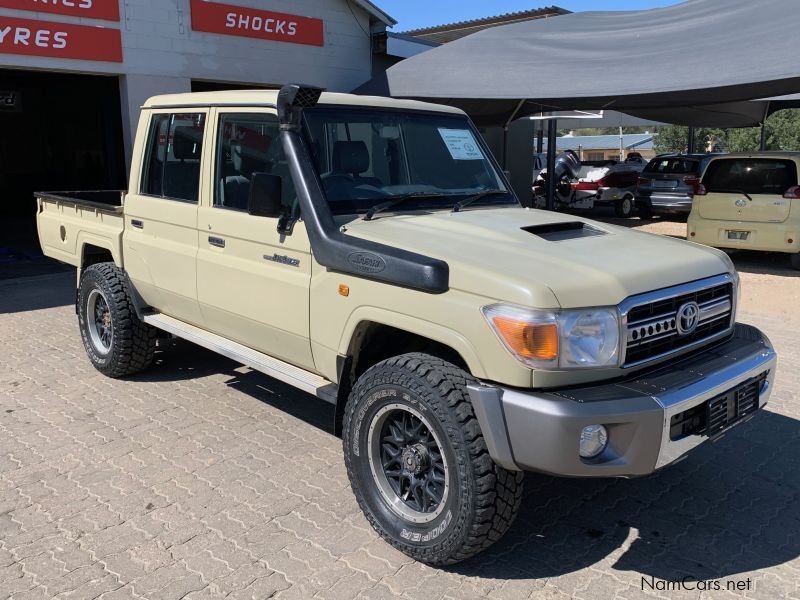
[248,173,283,218]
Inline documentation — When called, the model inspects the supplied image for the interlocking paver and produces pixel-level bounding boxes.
[1,272,799,599]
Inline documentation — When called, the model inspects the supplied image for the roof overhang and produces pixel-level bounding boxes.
[350,0,396,27]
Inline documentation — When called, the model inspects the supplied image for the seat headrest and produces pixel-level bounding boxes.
[332,141,370,174]
[172,126,203,160]
[231,128,272,175]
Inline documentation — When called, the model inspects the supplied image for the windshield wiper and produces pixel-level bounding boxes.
[708,188,753,201]
[452,189,509,212]
[362,192,454,221]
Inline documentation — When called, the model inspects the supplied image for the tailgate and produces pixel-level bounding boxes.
[696,191,791,223]
[36,192,125,267]
[698,157,796,223]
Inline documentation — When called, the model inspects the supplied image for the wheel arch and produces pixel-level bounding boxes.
[79,235,122,270]
[333,314,485,436]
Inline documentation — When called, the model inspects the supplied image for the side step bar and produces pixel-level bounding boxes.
[143,313,338,404]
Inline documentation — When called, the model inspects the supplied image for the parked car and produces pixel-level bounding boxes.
[636,153,720,218]
[687,152,800,269]
[36,86,776,565]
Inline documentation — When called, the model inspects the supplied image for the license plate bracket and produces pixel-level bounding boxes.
[705,376,761,438]
[653,179,677,188]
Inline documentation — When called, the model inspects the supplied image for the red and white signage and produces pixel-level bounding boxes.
[0,15,122,62]
[190,0,324,47]
[0,0,120,22]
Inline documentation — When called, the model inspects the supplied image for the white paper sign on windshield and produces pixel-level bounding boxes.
[437,128,484,161]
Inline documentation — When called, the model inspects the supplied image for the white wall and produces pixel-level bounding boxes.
[0,0,379,166]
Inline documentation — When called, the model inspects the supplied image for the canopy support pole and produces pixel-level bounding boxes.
[536,124,544,154]
[760,100,771,151]
[501,99,526,169]
[687,126,696,154]
[546,118,558,211]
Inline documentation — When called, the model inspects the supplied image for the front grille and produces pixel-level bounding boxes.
[623,280,733,367]
[670,371,767,440]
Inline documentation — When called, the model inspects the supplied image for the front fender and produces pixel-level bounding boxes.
[338,306,488,379]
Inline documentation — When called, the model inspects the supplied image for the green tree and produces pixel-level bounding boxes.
[652,109,800,154]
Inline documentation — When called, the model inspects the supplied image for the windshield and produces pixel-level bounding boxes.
[302,107,514,215]
[702,158,798,195]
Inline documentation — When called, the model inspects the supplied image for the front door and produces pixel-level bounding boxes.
[196,109,314,370]
[124,110,208,326]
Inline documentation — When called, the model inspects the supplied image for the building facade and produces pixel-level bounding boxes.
[0,0,393,260]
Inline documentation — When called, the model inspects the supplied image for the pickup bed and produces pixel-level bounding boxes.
[36,85,777,566]
[37,191,125,271]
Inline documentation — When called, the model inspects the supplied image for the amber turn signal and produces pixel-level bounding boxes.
[338,284,350,297]
[490,316,558,361]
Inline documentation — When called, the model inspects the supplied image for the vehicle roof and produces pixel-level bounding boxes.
[142,90,465,115]
[706,151,800,160]
[652,153,715,160]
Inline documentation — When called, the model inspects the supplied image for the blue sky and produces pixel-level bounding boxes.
[378,0,683,31]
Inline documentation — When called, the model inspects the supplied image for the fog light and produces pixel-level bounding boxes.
[579,424,608,458]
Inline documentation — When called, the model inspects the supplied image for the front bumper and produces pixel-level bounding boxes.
[467,324,776,477]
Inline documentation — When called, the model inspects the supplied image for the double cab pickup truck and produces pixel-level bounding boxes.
[36,85,777,565]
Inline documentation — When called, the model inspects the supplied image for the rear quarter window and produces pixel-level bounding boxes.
[702,158,798,195]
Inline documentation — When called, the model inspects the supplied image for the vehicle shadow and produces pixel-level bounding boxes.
[131,339,336,429]
[447,408,800,582]
[135,341,800,583]
[724,249,799,278]
[0,271,74,313]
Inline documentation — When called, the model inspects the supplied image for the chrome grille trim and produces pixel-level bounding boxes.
[619,274,736,368]
[626,297,732,346]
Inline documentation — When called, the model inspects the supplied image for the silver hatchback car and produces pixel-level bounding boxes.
[636,153,720,218]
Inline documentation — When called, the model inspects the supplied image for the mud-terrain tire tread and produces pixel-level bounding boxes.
[78,262,156,378]
[343,352,524,565]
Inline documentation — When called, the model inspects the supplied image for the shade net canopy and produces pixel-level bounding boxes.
[622,94,800,128]
[359,0,800,126]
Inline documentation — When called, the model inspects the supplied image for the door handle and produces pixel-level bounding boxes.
[131,219,144,229]
[208,236,225,248]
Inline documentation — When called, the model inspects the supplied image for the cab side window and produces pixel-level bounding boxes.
[214,113,297,214]
[141,113,206,202]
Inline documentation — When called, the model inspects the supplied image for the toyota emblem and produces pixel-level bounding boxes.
[735,198,748,208]
[676,301,700,335]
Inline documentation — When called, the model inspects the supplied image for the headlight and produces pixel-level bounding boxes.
[482,304,620,369]
[718,254,740,320]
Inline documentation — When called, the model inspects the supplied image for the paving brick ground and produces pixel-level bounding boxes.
[1,272,799,599]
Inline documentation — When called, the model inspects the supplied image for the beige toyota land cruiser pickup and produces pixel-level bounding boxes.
[36,85,777,565]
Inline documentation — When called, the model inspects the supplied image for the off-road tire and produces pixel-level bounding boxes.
[791,252,800,270]
[342,353,524,565]
[615,194,635,218]
[77,262,156,378]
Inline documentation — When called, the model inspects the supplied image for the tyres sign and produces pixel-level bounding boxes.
[0,16,122,62]
[0,0,120,21]
[190,0,324,47]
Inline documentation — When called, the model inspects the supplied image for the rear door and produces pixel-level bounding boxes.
[698,157,796,223]
[196,109,314,370]
[124,110,208,325]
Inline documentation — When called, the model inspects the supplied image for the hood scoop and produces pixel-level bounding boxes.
[522,221,607,242]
